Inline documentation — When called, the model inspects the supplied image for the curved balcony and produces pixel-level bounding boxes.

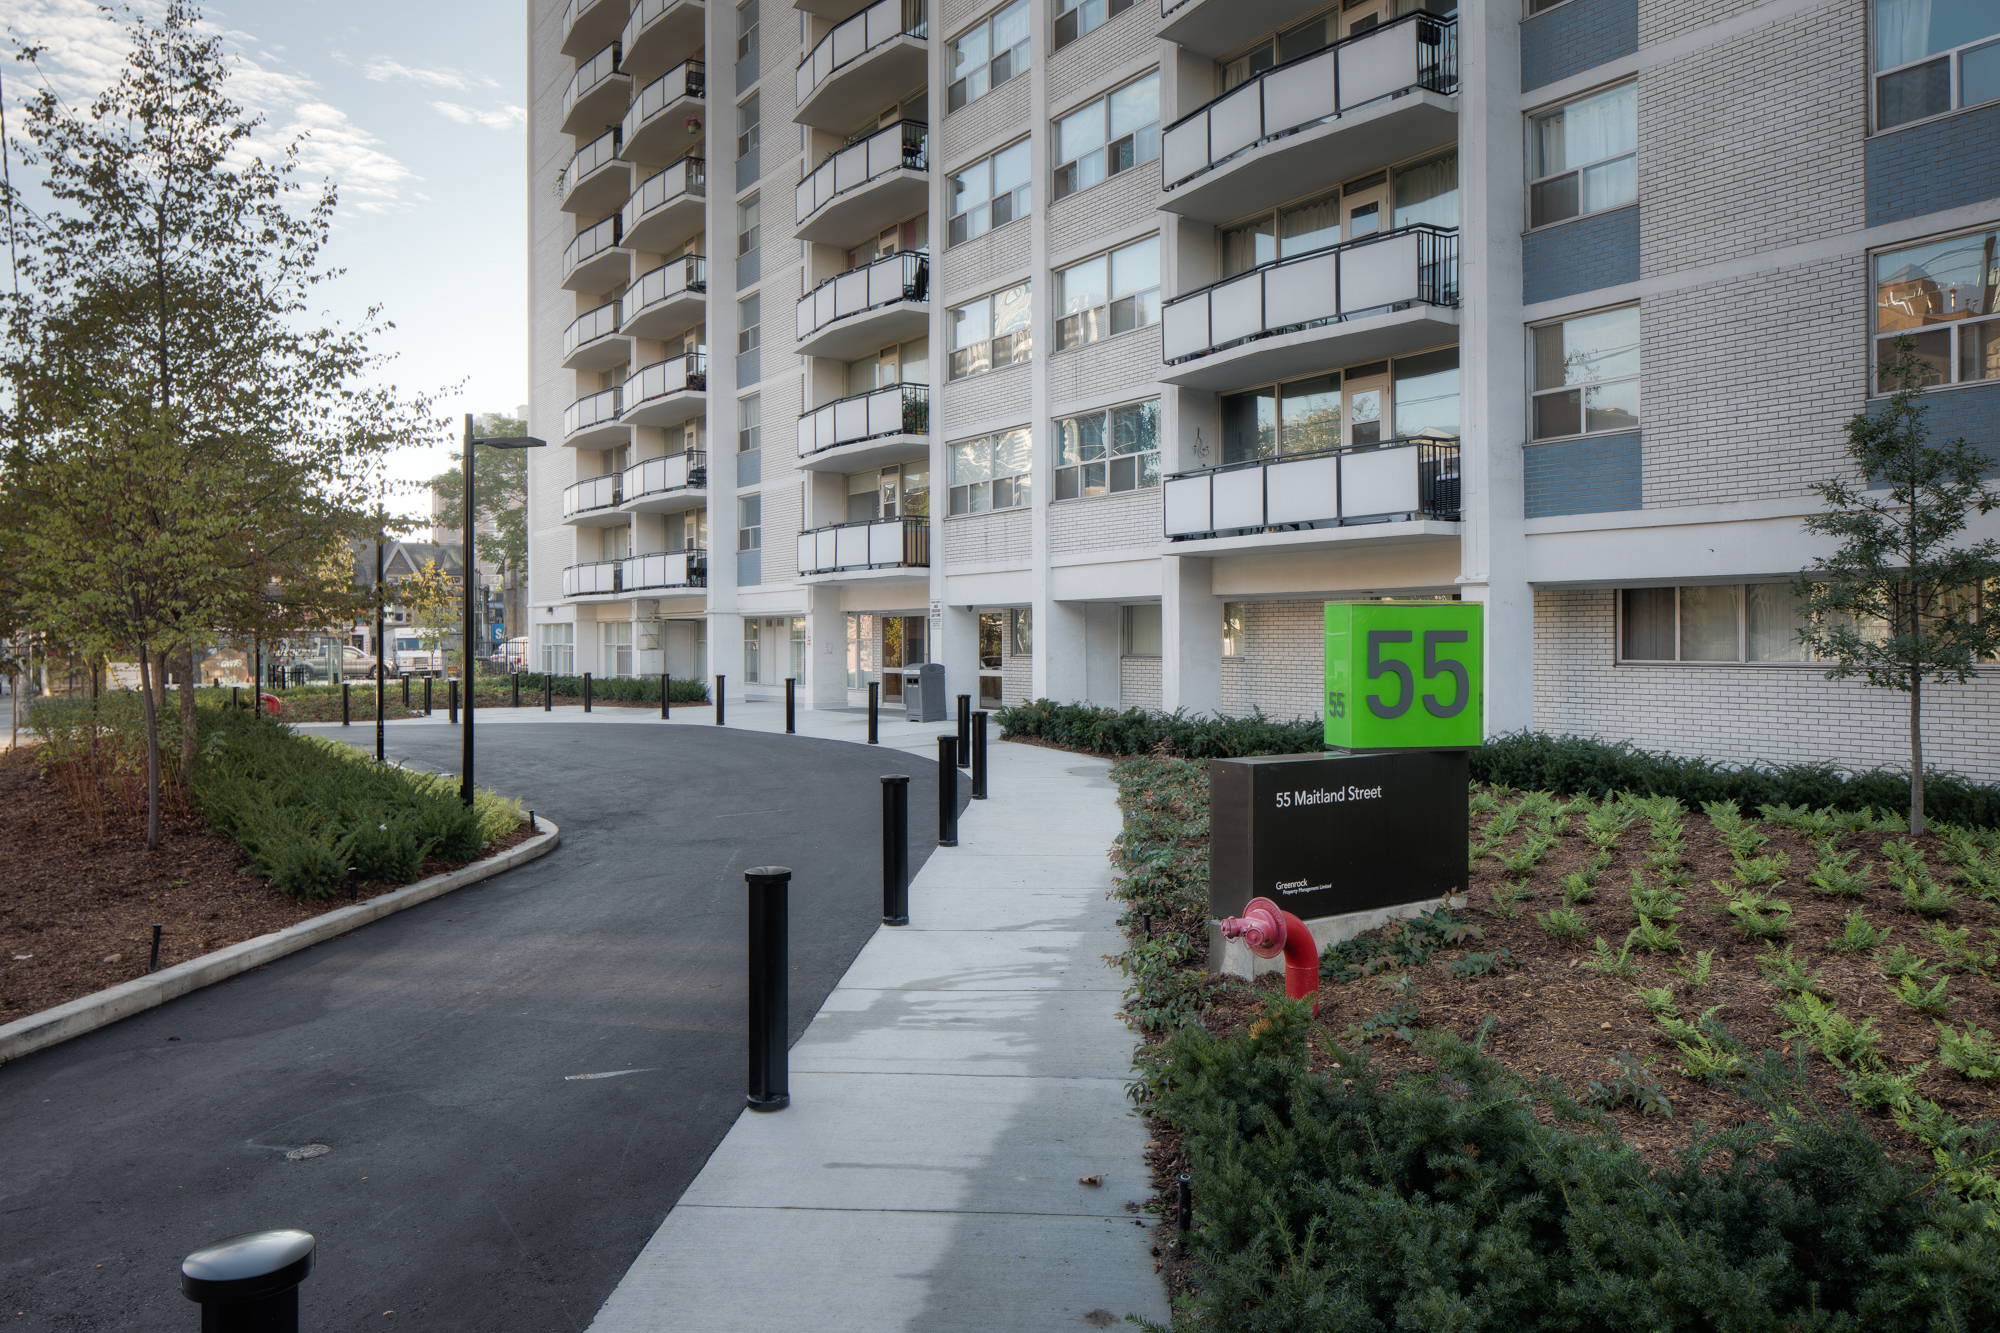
[622,548,707,592]
[1160,13,1457,225]
[1162,438,1461,551]
[623,156,707,254]
[562,299,628,371]
[562,43,631,136]
[621,450,708,513]
[622,0,705,82]
[621,60,706,166]
[794,0,928,131]
[563,559,625,597]
[795,251,928,359]
[562,473,626,525]
[797,516,929,580]
[622,255,707,342]
[794,119,928,245]
[797,383,929,472]
[562,213,626,293]
[623,352,707,427]
[1160,225,1459,391]
[562,386,626,449]
[561,127,631,217]
[562,0,630,58]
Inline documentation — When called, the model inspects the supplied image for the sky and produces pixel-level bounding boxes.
[0,0,530,519]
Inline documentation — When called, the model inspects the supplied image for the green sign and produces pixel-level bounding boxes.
[1323,602,1483,750]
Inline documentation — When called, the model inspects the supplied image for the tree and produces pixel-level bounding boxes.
[402,558,462,671]
[1792,338,2000,834]
[428,413,529,631]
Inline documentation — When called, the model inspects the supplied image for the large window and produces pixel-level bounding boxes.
[604,622,633,678]
[948,282,1032,379]
[1618,584,1890,664]
[845,462,930,520]
[1529,307,1638,440]
[1124,604,1161,656]
[1053,72,1159,201]
[1220,349,1458,463]
[737,0,759,60]
[1218,152,1458,279]
[537,623,574,676]
[949,0,1029,112]
[1054,0,1133,51]
[1875,0,2000,129]
[845,336,931,394]
[1528,82,1636,229]
[1872,228,1999,392]
[1009,606,1032,655]
[1055,399,1159,499]
[738,494,761,550]
[948,139,1032,245]
[1221,603,1243,657]
[738,294,760,353]
[737,194,760,254]
[1055,236,1159,350]
[947,428,1032,514]
[739,394,761,452]
[737,93,760,159]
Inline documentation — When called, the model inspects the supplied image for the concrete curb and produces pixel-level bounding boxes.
[0,817,561,1067]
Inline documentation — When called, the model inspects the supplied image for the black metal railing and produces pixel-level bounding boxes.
[1163,436,1460,540]
[797,382,929,458]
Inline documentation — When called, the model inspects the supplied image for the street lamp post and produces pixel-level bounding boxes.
[460,413,546,807]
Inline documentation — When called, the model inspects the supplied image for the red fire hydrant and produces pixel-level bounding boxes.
[1218,897,1320,1016]
[260,693,283,716]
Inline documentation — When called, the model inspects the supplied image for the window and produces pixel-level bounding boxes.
[1054,0,1133,51]
[1055,399,1160,499]
[1009,606,1032,655]
[1875,0,2000,129]
[1220,10,1336,91]
[744,619,762,682]
[948,283,1031,379]
[1618,584,1883,664]
[845,461,930,520]
[737,194,760,254]
[537,623,574,676]
[666,507,707,549]
[604,622,633,678]
[949,0,1029,111]
[1053,72,1158,201]
[737,0,760,60]
[1528,82,1636,228]
[1055,236,1159,349]
[739,394,761,452]
[737,93,760,159]
[1217,349,1456,464]
[949,139,1031,245]
[1393,348,1462,440]
[1222,602,1243,657]
[738,294,760,353]
[602,524,631,560]
[1872,228,1999,392]
[1124,604,1162,656]
[738,494,761,550]
[1530,307,1638,440]
[947,428,1032,514]
[979,612,1004,668]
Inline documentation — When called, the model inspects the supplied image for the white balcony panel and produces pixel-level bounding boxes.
[1263,49,1337,136]
[868,521,904,565]
[623,551,702,590]
[1338,231,1419,313]
[1338,21,1417,110]
[793,0,927,131]
[622,159,707,254]
[1209,274,1263,348]
[1263,454,1340,527]
[1161,303,1460,391]
[1212,467,1264,531]
[1262,251,1338,334]
[1162,475,1211,538]
[1209,84,1262,164]
[834,523,869,569]
[1342,445,1421,517]
[622,0,706,82]
[622,62,705,164]
[1161,120,1206,194]
[562,0,630,57]
[1161,296,1209,364]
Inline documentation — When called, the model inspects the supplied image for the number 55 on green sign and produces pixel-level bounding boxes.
[1323,602,1484,750]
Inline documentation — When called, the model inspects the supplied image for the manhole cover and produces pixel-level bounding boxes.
[284,1143,332,1161]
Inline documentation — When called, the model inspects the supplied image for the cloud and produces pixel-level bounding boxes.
[364,58,496,92]
[430,101,526,131]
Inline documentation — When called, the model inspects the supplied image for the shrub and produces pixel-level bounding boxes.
[513,671,709,703]
[995,700,1322,759]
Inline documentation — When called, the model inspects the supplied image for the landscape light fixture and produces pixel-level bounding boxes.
[461,413,546,806]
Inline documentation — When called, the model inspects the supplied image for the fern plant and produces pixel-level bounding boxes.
[1631,986,1678,1019]
[1757,944,1826,996]
[1537,907,1588,939]
[1583,1052,1674,1118]
[1776,991,1882,1068]
[1581,934,1641,978]
[1807,848,1872,897]
[1830,910,1891,954]
[1875,943,1940,980]
[1724,887,1793,941]
[1628,915,1683,954]
[1889,973,1954,1017]
[1936,1022,2000,1081]
[1668,949,1716,987]
[1561,872,1597,905]
[1626,871,1684,920]
[1730,853,1791,887]
[1896,868,1963,918]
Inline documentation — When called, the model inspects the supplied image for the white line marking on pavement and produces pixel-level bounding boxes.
[565,1068,659,1081]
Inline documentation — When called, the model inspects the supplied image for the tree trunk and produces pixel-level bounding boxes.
[1909,673,1925,836]
[137,644,161,850]
[179,640,199,773]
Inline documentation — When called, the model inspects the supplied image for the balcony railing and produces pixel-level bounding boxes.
[563,559,624,596]
[797,516,930,575]
[562,386,623,439]
[795,120,927,226]
[1163,437,1460,540]
[562,299,624,360]
[624,156,706,234]
[563,42,624,125]
[798,383,929,459]
[628,351,707,406]
[561,0,617,50]
[796,0,928,110]
[563,213,623,280]
[628,254,706,316]
[1161,13,1457,191]
[624,60,706,146]
[562,473,624,519]
[562,128,624,202]
[622,450,707,500]
[623,548,708,591]
[796,252,927,342]
[1161,225,1458,365]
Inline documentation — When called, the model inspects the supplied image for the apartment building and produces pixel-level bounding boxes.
[526,0,2000,778]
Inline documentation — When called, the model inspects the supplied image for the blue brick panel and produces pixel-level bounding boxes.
[1866,381,2000,479]
[1523,204,1639,304]
[1523,432,1643,517]
[1865,102,2000,226]
[1520,0,1638,94]
[736,247,760,291]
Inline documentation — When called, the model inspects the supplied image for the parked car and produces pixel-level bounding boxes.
[278,645,380,684]
[488,637,529,669]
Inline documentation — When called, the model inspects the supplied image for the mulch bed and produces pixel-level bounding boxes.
[0,744,534,1026]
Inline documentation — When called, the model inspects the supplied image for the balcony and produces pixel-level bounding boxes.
[561,128,631,217]
[562,0,629,58]
[621,450,708,513]
[797,383,929,471]
[795,252,928,359]
[794,0,928,131]
[1159,225,1458,390]
[562,299,628,371]
[623,548,708,592]
[1163,439,1461,548]
[562,213,626,293]
[563,559,625,597]
[621,255,707,343]
[794,120,928,245]
[622,0,705,82]
[797,516,929,579]
[623,352,707,427]
[1159,13,1457,225]
[621,60,706,165]
[562,43,632,136]
[622,155,706,254]
[561,473,626,525]
[562,386,626,449]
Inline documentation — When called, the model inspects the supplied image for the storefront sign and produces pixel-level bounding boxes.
[1323,602,1483,750]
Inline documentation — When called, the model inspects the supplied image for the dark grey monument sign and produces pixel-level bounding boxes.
[1209,750,1470,924]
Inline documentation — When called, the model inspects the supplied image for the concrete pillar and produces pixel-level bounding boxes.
[1085,603,1121,706]
[1038,597,1087,703]
[707,612,746,696]
[1161,556,1221,715]
[806,590,846,708]
[938,604,980,710]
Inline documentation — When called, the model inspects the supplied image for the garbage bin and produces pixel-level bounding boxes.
[903,663,946,722]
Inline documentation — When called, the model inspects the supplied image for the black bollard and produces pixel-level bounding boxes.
[149,924,162,973]
[346,866,359,902]
[661,672,670,720]
[512,672,520,708]
[448,677,459,725]
[881,775,910,925]
[423,676,432,716]
[341,682,350,727]
[745,866,793,1112]
[784,676,795,733]
[232,686,240,711]
[180,1228,316,1333]
[583,671,593,713]
[956,694,971,768]
[971,710,989,800]
[867,680,878,744]
[401,674,410,708]
[544,675,553,712]
[1177,1173,1193,1254]
[937,735,958,847]
[715,674,725,725]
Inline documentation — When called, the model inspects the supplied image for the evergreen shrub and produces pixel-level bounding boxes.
[995,700,1321,759]
[513,671,709,703]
